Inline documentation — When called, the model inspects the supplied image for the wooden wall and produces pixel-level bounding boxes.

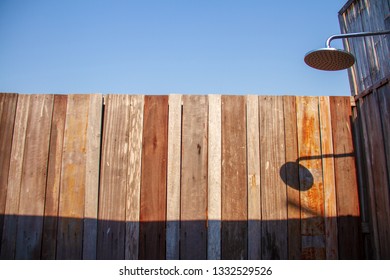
[339,0,390,259]
[0,93,363,259]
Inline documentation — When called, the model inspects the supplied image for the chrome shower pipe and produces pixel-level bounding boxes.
[326,30,390,48]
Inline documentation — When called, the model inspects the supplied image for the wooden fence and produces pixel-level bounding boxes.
[339,0,390,259]
[0,93,362,259]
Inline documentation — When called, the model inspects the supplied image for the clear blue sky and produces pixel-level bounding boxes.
[0,0,351,96]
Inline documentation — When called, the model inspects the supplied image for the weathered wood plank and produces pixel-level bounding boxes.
[15,95,53,259]
[259,96,287,260]
[97,95,131,260]
[221,95,247,260]
[41,95,67,260]
[207,94,222,260]
[330,96,362,259]
[180,95,208,260]
[358,98,380,259]
[125,95,144,260]
[0,93,17,254]
[359,93,390,259]
[0,94,28,260]
[83,94,102,260]
[166,94,181,260]
[319,96,338,260]
[246,95,261,260]
[283,96,301,260]
[57,95,90,260]
[139,95,168,260]
[296,96,325,260]
[378,84,390,198]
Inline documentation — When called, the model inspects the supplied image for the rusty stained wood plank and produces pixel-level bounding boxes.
[83,94,102,260]
[98,95,131,260]
[41,95,67,260]
[246,95,261,260]
[330,96,362,259]
[259,96,287,260]
[166,94,181,260]
[0,94,29,260]
[207,94,221,260]
[359,93,390,259]
[296,96,325,260]
[180,95,208,260]
[139,95,168,260]
[125,95,144,260]
[283,96,301,260]
[15,95,54,259]
[221,95,247,260]
[319,96,338,260]
[0,93,17,253]
[57,95,90,260]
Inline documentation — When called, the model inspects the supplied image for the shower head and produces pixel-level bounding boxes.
[304,30,390,71]
[304,48,355,71]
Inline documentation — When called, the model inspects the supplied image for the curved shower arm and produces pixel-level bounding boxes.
[326,30,390,48]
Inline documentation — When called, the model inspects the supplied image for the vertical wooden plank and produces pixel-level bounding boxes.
[180,95,208,260]
[221,95,247,260]
[378,84,390,191]
[259,96,287,260]
[348,95,384,259]
[246,95,261,260]
[296,96,325,260]
[97,95,131,260]
[319,96,338,260]
[0,93,17,253]
[0,95,29,260]
[139,95,168,260]
[57,95,90,260]
[358,98,380,259]
[283,96,301,260]
[41,95,67,259]
[15,95,53,259]
[207,94,221,260]
[125,95,144,260]
[166,94,181,260]
[83,94,102,260]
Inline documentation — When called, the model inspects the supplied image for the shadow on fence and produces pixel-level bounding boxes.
[0,214,364,260]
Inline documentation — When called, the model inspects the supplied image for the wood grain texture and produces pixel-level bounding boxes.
[166,94,181,260]
[83,94,102,260]
[15,95,53,259]
[319,96,338,260]
[358,98,380,259]
[259,96,287,260]
[296,96,325,260]
[207,94,222,260]
[246,95,261,260]
[41,95,67,260]
[378,84,390,199]
[0,93,17,253]
[0,94,29,260]
[221,95,247,260]
[57,95,90,260]
[283,96,301,260]
[139,95,168,260]
[180,95,208,260]
[98,95,131,260]
[125,95,144,260]
[355,94,389,259]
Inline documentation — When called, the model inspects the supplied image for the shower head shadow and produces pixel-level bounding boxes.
[304,30,390,71]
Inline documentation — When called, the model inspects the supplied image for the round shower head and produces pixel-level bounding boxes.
[304,48,355,71]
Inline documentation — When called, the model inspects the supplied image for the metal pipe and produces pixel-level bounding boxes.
[326,30,390,48]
